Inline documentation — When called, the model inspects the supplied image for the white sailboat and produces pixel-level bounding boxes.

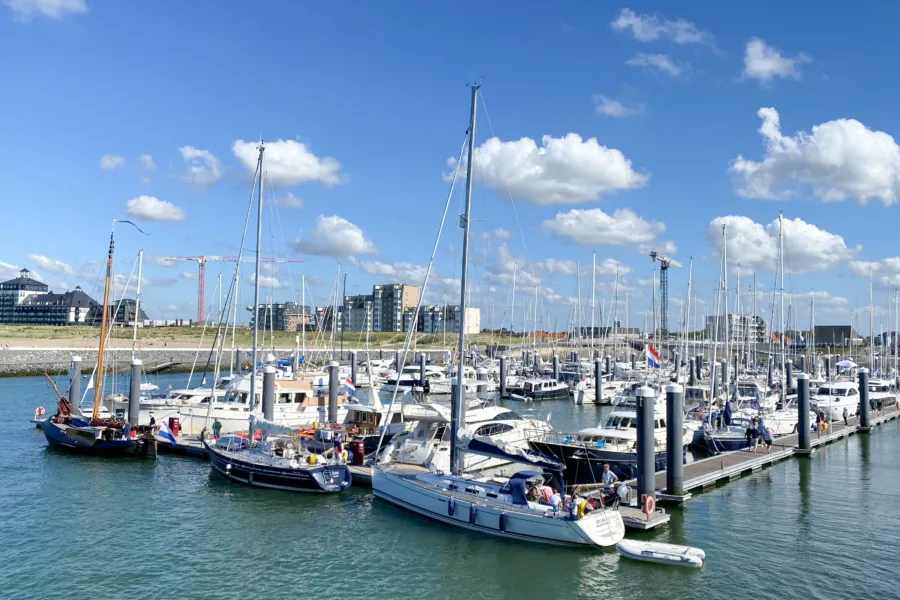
[372,84,625,548]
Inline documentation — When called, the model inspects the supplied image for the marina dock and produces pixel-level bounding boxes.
[650,405,900,503]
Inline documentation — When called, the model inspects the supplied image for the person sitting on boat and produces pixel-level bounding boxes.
[549,489,562,513]
[602,464,619,490]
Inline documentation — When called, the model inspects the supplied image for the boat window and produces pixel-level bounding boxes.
[390,412,403,424]
[659,418,666,428]
[475,423,515,436]
[524,382,533,392]
[494,410,521,421]
[628,419,638,429]
[238,392,249,404]
[848,388,857,396]
[278,392,292,404]
[606,416,623,427]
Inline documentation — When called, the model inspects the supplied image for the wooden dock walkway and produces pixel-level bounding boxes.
[651,405,900,503]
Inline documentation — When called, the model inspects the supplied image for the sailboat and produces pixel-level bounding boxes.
[43,225,157,457]
[203,142,352,493]
[371,85,625,547]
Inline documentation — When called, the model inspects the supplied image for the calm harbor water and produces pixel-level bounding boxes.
[2,372,898,600]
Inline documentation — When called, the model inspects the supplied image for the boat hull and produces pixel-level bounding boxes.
[205,442,352,493]
[528,440,680,485]
[519,388,571,402]
[372,468,625,547]
[43,418,155,457]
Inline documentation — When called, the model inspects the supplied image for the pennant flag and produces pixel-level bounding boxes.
[158,421,177,446]
[645,344,661,369]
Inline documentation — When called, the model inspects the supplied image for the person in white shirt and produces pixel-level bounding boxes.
[602,463,619,489]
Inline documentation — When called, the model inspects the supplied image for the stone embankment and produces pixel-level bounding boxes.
[0,347,457,376]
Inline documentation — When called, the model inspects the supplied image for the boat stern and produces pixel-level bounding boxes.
[571,509,626,547]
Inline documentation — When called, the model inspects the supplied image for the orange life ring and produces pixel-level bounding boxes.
[642,494,655,516]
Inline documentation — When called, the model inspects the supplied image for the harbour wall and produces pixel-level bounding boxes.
[0,347,459,376]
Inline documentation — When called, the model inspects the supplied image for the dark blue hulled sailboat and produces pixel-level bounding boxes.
[43,225,156,458]
[202,143,351,494]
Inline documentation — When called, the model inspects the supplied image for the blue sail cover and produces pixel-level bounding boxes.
[465,436,565,473]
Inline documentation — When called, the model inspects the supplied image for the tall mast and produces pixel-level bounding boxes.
[591,251,596,350]
[450,83,479,476]
[93,226,115,419]
[779,213,786,403]
[301,274,306,368]
[247,143,265,439]
[870,270,875,373]
[509,261,516,349]
[131,249,143,361]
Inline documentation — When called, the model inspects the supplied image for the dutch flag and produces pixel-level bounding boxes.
[345,377,356,395]
[645,344,661,369]
[158,421,177,446]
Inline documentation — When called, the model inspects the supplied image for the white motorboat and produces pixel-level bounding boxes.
[812,380,860,421]
[385,402,551,473]
[178,372,349,435]
[381,364,453,395]
[616,539,705,567]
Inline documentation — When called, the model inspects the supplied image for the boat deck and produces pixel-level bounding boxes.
[646,404,900,502]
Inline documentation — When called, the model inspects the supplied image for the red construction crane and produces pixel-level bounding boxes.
[161,255,304,323]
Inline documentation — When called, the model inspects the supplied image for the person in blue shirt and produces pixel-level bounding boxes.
[602,463,619,489]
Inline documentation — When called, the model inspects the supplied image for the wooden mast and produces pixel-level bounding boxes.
[92,228,115,420]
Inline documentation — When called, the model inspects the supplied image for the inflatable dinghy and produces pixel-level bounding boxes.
[616,539,705,568]
[509,393,529,402]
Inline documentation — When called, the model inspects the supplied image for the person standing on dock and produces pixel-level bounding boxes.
[602,464,619,490]
[843,407,849,426]
[212,418,222,440]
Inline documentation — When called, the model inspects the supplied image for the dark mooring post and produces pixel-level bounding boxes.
[69,355,81,409]
[262,365,275,421]
[688,357,696,386]
[825,356,832,380]
[605,354,612,380]
[631,353,637,372]
[594,357,602,404]
[552,354,560,381]
[797,372,811,452]
[636,385,657,505]
[767,357,775,388]
[128,358,142,426]
[673,351,680,381]
[394,350,401,372]
[799,354,807,375]
[695,354,704,381]
[785,359,794,391]
[665,383,685,498]
[350,350,358,388]
[859,367,872,431]
[328,360,339,424]
[499,356,507,398]
[419,352,427,391]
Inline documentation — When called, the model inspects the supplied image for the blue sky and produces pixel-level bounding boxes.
[3,1,900,334]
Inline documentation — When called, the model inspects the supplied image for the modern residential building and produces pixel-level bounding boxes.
[706,314,768,344]
[372,284,419,333]
[315,305,342,332]
[0,269,99,326]
[402,305,482,335]
[252,302,312,331]
[104,299,150,325]
[343,294,374,332]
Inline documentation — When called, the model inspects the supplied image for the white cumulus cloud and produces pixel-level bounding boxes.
[493,228,511,240]
[707,215,860,273]
[138,154,156,171]
[360,261,428,284]
[6,0,86,19]
[99,154,124,171]
[179,146,223,187]
[293,215,376,258]
[593,95,644,118]
[625,53,683,77]
[540,258,579,276]
[849,257,900,287]
[742,38,810,84]
[541,208,665,245]
[276,192,304,209]
[27,253,75,276]
[448,133,648,205]
[249,273,286,289]
[182,271,199,280]
[125,195,186,222]
[611,8,713,46]
[731,107,900,205]
[233,139,343,187]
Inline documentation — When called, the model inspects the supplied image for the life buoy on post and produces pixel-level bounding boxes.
[642,494,655,516]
